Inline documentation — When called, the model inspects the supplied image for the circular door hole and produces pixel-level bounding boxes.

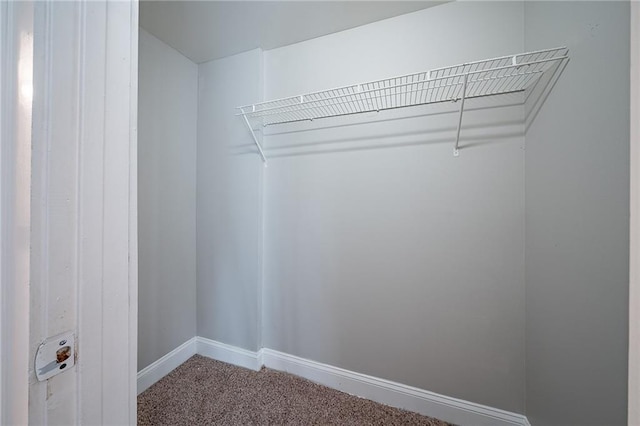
[56,346,71,363]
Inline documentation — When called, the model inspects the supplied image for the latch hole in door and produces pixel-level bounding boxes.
[56,346,71,363]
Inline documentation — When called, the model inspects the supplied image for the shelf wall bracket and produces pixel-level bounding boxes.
[453,73,468,157]
[241,113,267,164]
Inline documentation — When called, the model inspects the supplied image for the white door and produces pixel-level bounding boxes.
[1,1,138,424]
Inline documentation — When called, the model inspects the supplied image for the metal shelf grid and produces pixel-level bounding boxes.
[237,47,569,161]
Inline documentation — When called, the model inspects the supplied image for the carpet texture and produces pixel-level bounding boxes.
[138,355,451,425]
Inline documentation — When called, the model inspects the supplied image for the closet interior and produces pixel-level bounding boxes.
[137,2,630,425]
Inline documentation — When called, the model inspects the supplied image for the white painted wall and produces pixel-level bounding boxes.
[138,28,198,371]
[197,49,264,351]
[524,2,630,425]
[262,1,526,413]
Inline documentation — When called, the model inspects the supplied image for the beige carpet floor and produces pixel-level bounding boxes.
[138,355,451,425]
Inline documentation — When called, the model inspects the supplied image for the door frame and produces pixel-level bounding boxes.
[0,1,33,424]
[630,3,639,425]
[1,1,138,424]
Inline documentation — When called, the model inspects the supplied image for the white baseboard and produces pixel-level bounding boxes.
[137,337,197,395]
[138,338,530,426]
[262,348,529,426]
[196,336,262,371]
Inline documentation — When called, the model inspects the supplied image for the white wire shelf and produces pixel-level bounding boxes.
[237,47,569,162]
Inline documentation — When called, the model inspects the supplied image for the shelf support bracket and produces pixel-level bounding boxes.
[453,73,468,157]
[241,113,267,164]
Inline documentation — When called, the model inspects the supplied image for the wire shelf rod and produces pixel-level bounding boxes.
[242,72,542,123]
[236,56,566,117]
[237,71,545,120]
[236,51,567,113]
[237,47,569,162]
[254,88,529,127]
[428,46,565,73]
